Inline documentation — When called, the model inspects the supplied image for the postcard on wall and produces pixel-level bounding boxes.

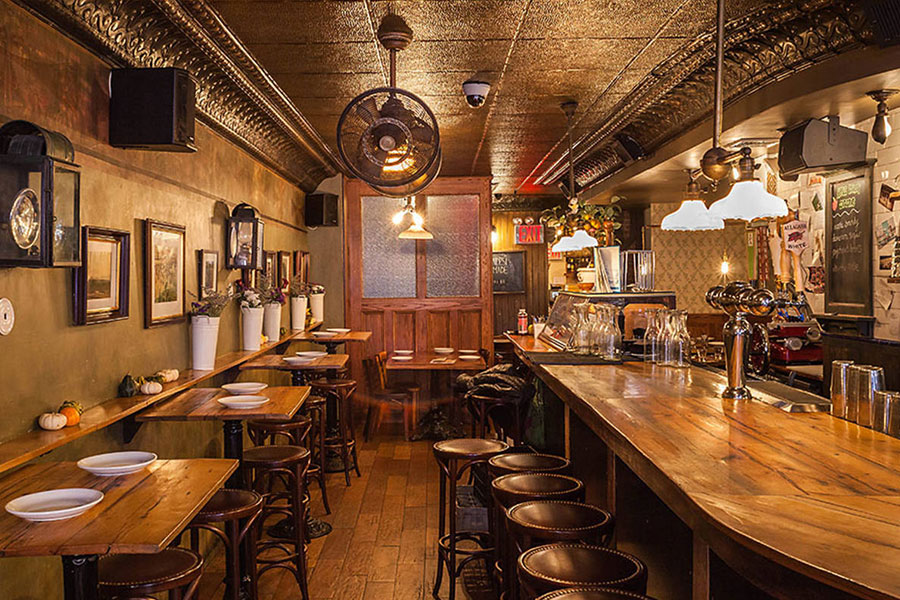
[880,255,893,271]
[876,216,896,249]
[880,183,897,211]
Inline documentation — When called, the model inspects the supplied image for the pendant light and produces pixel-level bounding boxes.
[392,196,433,239]
[867,89,898,145]
[697,0,787,222]
[660,179,724,231]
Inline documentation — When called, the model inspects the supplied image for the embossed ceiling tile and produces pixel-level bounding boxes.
[508,38,650,72]
[279,72,384,98]
[501,70,612,100]
[368,0,525,41]
[246,42,374,74]
[520,0,690,39]
[395,71,487,97]
[658,0,768,38]
[613,37,691,89]
[493,95,578,115]
[382,40,509,73]
[210,1,371,43]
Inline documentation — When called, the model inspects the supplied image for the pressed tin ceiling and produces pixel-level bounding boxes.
[208,0,770,195]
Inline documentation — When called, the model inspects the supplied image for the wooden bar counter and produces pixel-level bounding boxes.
[528,360,900,600]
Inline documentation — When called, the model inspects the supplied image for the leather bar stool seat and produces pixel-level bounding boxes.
[488,453,570,478]
[507,500,614,547]
[243,444,309,468]
[492,473,584,508]
[193,488,262,524]
[433,437,509,461]
[535,587,656,600]
[518,543,648,599]
[99,547,203,599]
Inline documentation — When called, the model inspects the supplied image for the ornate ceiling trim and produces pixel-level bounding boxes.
[536,0,874,190]
[14,0,342,192]
[492,194,565,213]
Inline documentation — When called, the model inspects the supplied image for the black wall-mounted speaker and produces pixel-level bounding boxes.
[109,68,196,152]
[777,116,867,179]
[305,192,339,227]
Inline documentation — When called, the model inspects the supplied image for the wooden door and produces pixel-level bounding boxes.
[344,177,494,383]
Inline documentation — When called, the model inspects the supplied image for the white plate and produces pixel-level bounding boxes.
[459,349,479,354]
[284,356,315,365]
[312,331,337,338]
[326,328,351,333]
[434,347,454,354]
[393,350,414,355]
[459,355,481,361]
[221,382,268,395]
[6,488,104,522]
[296,351,328,358]
[392,355,413,361]
[77,451,158,477]
[217,395,270,410]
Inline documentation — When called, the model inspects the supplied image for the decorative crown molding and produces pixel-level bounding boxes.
[492,194,566,213]
[536,0,874,190]
[14,0,341,192]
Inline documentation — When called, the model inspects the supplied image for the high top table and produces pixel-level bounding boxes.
[291,329,371,354]
[240,353,349,385]
[0,458,236,600]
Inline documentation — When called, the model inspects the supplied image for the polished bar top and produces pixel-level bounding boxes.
[535,362,900,600]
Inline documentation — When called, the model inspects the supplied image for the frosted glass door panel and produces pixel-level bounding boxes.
[362,196,417,298]
[426,194,480,297]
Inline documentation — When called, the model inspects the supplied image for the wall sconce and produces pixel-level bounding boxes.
[868,89,898,145]
[226,203,264,270]
[491,225,498,246]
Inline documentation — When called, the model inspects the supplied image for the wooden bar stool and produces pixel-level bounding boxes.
[468,393,527,445]
[310,378,360,486]
[432,438,509,600]
[535,587,656,600]
[488,453,570,478]
[242,445,311,600]
[491,473,585,600]
[187,489,263,600]
[98,547,203,599]
[517,544,648,599]
[300,395,331,513]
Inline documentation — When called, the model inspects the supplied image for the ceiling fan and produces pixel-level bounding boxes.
[336,14,441,197]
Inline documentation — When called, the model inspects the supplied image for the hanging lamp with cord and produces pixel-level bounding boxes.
[696,0,787,222]
[660,175,724,231]
[392,196,433,239]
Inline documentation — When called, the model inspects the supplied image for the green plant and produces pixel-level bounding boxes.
[541,196,623,246]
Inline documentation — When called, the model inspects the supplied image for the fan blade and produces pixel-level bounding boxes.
[357,139,388,178]
[355,96,380,124]
[410,119,434,145]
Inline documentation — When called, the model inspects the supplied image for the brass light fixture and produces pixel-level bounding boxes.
[867,89,898,144]
[393,196,433,240]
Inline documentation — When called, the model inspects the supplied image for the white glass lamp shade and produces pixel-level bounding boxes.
[707,180,789,222]
[660,200,724,231]
[550,229,599,253]
[398,222,433,239]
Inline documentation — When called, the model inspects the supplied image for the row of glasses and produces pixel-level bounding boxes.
[643,308,691,368]
[830,360,900,435]
[568,302,623,359]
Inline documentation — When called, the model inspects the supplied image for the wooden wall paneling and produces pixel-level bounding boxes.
[492,211,551,334]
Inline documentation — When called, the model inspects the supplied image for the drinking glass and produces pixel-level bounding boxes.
[643,309,660,363]
[853,366,885,427]
[884,391,900,438]
[608,305,623,360]
[570,302,592,356]
[872,390,899,433]
[846,365,864,422]
[829,360,854,419]
[656,310,673,365]
[664,310,691,368]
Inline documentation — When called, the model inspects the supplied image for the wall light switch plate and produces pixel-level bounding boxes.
[0,298,14,335]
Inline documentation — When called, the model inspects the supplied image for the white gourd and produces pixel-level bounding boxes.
[140,381,163,395]
[38,412,67,431]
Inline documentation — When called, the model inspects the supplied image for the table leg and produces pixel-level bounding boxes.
[62,555,99,600]
[223,420,244,489]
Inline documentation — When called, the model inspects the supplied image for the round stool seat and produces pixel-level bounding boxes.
[507,500,613,543]
[492,472,583,509]
[249,414,311,431]
[99,547,202,593]
[488,452,570,477]
[536,587,655,600]
[193,488,263,524]
[243,444,310,469]
[305,394,327,406]
[518,544,647,596]
[433,438,509,461]
[310,378,357,390]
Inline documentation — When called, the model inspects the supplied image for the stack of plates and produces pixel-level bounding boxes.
[217,395,270,410]
[77,451,158,477]
[295,351,327,359]
[6,488,104,522]
[222,382,268,395]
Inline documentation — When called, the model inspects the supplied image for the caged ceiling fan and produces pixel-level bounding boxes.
[336,14,442,197]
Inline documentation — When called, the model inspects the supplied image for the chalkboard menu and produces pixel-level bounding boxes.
[492,251,525,294]
[825,170,872,315]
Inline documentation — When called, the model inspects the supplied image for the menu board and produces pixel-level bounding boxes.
[492,251,525,294]
[825,171,872,315]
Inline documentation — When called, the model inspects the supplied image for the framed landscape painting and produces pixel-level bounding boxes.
[73,226,130,325]
[198,249,218,298]
[144,219,185,328]
[278,251,292,288]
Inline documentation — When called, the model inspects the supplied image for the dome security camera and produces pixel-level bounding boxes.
[462,80,491,109]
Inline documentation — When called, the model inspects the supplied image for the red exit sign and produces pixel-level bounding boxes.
[515,223,544,245]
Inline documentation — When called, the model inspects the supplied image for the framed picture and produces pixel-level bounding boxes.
[294,250,310,283]
[263,250,277,281]
[73,226,130,325]
[144,219,186,328]
[198,250,218,298]
[241,268,257,289]
[278,251,292,287]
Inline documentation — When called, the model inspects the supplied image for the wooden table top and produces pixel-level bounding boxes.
[535,361,900,600]
[386,352,486,371]
[292,330,372,343]
[504,333,559,354]
[0,459,235,557]
[240,353,349,372]
[137,386,309,422]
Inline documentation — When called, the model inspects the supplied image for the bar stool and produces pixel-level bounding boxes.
[468,393,527,445]
[300,395,330,512]
[310,378,360,486]
[488,453,570,478]
[491,473,585,600]
[432,438,509,600]
[187,489,263,600]
[517,544,647,599]
[506,500,613,548]
[535,588,656,600]
[242,445,311,600]
[98,547,203,599]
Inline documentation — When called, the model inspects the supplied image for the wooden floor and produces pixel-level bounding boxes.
[198,421,462,600]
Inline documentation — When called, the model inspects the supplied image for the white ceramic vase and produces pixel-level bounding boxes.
[263,303,283,342]
[310,292,325,323]
[291,296,308,330]
[191,315,220,371]
[241,306,264,351]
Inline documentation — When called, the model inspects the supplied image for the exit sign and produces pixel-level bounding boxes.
[515,223,544,245]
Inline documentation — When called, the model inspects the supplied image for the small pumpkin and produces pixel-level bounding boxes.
[59,400,84,415]
[38,412,67,431]
[155,369,179,383]
[140,381,163,395]
[59,407,80,427]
